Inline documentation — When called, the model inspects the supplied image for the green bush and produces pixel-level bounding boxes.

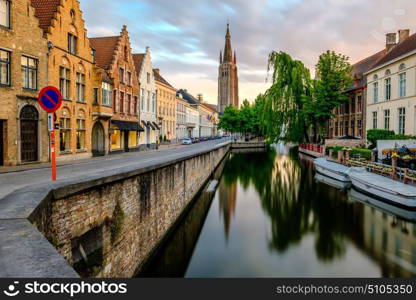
[367,129,395,148]
[331,146,344,158]
[351,148,372,160]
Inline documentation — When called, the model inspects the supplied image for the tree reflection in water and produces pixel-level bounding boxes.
[220,147,363,262]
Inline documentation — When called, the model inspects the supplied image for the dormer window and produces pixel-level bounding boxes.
[0,0,10,28]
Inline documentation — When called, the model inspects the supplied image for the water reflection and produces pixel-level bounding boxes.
[139,146,416,277]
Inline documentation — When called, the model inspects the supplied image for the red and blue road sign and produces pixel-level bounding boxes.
[38,86,63,113]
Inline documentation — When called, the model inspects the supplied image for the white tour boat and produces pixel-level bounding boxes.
[314,158,351,182]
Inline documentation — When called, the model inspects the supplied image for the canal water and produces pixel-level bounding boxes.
[139,146,416,278]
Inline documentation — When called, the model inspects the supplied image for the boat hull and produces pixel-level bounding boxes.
[315,173,351,190]
[349,175,416,210]
[314,159,351,182]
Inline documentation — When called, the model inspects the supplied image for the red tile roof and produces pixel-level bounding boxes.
[30,0,62,33]
[153,69,174,88]
[89,36,120,69]
[372,33,416,69]
[132,54,145,76]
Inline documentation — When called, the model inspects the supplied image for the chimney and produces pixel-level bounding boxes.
[398,29,410,43]
[154,68,160,75]
[197,94,203,102]
[386,33,397,52]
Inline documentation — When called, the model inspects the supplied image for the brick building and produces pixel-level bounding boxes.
[154,68,176,141]
[90,26,142,154]
[0,0,49,166]
[31,0,95,162]
[329,50,386,140]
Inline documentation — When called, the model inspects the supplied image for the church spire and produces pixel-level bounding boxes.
[220,50,223,63]
[223,23,233,62]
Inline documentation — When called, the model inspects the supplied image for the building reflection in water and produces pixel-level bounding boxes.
[218,181,237,239]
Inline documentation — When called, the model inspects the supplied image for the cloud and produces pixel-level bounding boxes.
[79,0,416,104]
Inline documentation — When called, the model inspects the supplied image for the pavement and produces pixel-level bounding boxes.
[0,138,230,204]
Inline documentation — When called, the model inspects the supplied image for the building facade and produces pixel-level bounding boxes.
[329,50,385,140]
[176,95,188,140]
[31,0,95,162]
[177,89,200,138]
[90,25,142,154]
[366,30,416,136]
[198,103,215,137]
[154,68,176,141]
[218,23,239,113]
[0,0,48,166]
[133,49,159,149]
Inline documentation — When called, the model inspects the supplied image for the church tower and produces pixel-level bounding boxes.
[218,23,239,113]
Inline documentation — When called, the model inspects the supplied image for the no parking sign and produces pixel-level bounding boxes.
[38,86,63,181]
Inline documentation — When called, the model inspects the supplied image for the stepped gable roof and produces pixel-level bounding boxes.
[153,70,174,88]
[132,54,145,76]
[30,0,62,33]
[372,33,416,69]
[89,36,120,69]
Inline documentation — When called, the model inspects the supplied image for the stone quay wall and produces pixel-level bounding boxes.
[30,143,230,278]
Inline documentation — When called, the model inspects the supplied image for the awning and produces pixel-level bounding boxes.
[148,122,156,130]
[111,120,144,132]
[141,121,150,129]
[152,122,160,130]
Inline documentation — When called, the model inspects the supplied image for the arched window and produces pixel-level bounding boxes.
[70,9,75,21]
[399,63,406,71]
[373,74,378,81]
[20,105,39,120]
[385,69,391,76]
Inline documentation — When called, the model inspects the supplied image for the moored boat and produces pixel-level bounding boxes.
[349,168,416,210]
[314,158,351,182]
[348,189,416,222]
[315,173,351,190]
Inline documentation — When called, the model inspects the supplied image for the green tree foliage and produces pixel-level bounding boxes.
[218,99,263,136]
[259,50,353,144]
[309,51,353,132]
[260,51,312,144]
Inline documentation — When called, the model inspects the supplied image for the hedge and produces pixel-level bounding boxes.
[350,148,372,160]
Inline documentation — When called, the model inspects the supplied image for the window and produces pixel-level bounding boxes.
[147,72,150,84]
[101,82,112,106]
[127,71,132,86]
[70,9,75,21]
[76,73,85,102]
[111,130,121,150]
[127,94,131,114]
[147,91,150,112]
[399,63,406,71]
[152,93,156,113]
[372,111,378,129]
[133,96,138,115]
[385,78,391,100]
[357,95,362,113]
[76,118,86,150]
[68,33,77,55]
[398,108,406,135]
[0,0,10,28]
[384,110,390,130]
[119,91,125,113]
[128,131,137,147]
[59,115,71,152]
[119,68,125,84]
[399,73,406,97]
[59,67,70,99]
[113,90,117,112]
[124,46,128,61]
[141,88,145,110]
[0,49,10,86]
[358,120,362,137]
[93,88,99,105]
[373,82,378,103]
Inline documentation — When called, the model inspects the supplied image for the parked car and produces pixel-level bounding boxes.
[182,138,192,145]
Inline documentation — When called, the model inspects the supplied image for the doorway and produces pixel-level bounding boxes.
[92,122,105,157]
[124,131,129,152]
[20,106,39,163]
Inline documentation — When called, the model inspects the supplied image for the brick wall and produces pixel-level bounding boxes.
[31,145,229,278]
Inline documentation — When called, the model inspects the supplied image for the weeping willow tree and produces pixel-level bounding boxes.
[260,51,312,144]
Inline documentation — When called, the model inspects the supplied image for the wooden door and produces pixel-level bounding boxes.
[20,106,39,162]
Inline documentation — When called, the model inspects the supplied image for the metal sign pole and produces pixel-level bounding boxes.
[48,113,57,181]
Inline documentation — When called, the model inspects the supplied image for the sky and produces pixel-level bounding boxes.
[80,0,416,105]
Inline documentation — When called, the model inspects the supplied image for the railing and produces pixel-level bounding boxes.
[299,144,324,154]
